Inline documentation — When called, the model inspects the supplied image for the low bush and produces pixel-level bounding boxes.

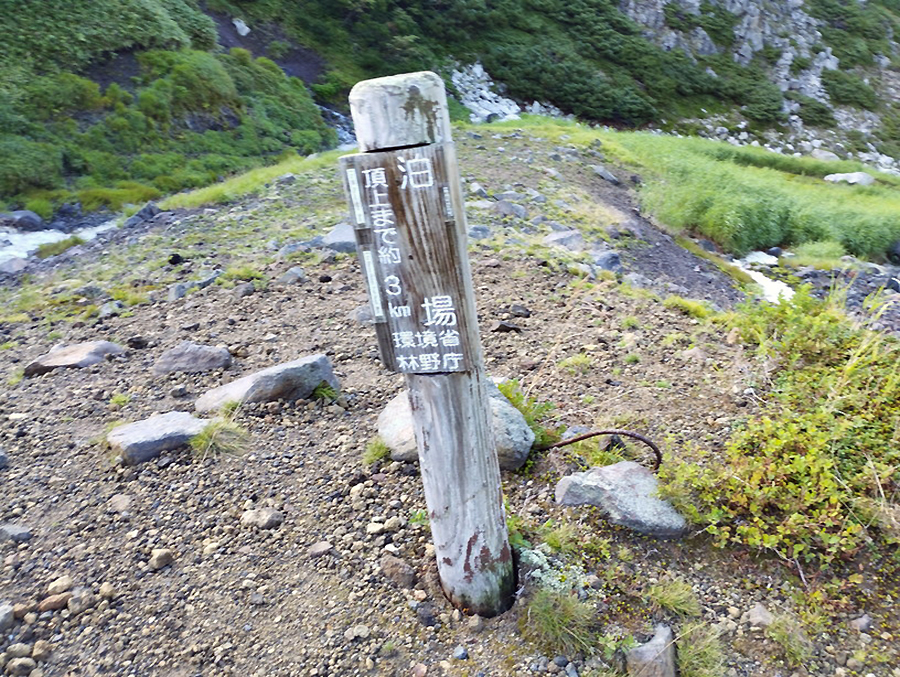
[661,289,900,566]
[822,69,878,110]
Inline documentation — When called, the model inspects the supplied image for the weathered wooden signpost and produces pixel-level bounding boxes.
[340,72,514,616]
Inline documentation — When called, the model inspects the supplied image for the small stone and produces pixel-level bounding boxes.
[109,494,132,513]
[31,640,51,662]
[411,664,428,677]
[383,516,404,531]
[24,341,125,377]
[747,602,774,627]
[67,588,96,615]
[240,508,284,530]
[491,320,522,333]
[366,522,385,535]
[23,612,37,625]
[308,541,333,558]
[37,593,71,612]
[344,624,370,641]
[0,448,8,469]
[202,542,220,556]
[4,657,36,676]
[452,645,468,660]
[99,582,116,599]
[846,658,863,670]
[46,576,73,596]
[467,615,485,632]
[168,384,188,398]
[0,604,12,632]
[148,548,174,571]
[0,524,32,543]
[6,643,31,658]
[850,614,873,632]
[626,624,675,677]
[153,342,232,375]
[381,554,416,588]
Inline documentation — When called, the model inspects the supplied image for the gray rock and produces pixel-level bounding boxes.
[381,554,416,588]
[98,300,124,318]
[153,342,232,375]
[494,191,524,201]
[377,381,534,470]
[233,282,255,299]
[322,222,357,253]
[0,603,14,631]
[195,354,339,413]
[591,164,621,185]
[0,524,32,543]
[492,200,528,219]
[543,230,585,251]
[811,148,840,162]
[469,182,488,198]
[24,340,125,377]
[148,548,174,571]
[167,282,192,301]
[107,411,209,465]
[555,462,687,537]
[850,613,873,632]
[308,541,333,558]
[241,508,284,529]
[824,171,875,186]
[277,242,310,259]
[0,448,7,469]
[0,256,28,274]
[5,657,36,676]
[625,624,675,677]
[592,250,622,273]
[276,266,306,285]
[67,588,97,615]
[1,210,44,231]
[123,202,160,228]
[747,602,774,627]
[469,225,492,240]
[452,645,469,660]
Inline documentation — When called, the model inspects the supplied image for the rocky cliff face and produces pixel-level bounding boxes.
[620,0,871,102]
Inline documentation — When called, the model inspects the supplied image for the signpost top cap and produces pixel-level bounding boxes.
[349,71,452,152]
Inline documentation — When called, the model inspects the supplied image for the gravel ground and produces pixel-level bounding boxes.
[0,129,898,676]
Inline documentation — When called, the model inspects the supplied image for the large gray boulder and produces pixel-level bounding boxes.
[153,342,232,375]
[195,354,339,413]
[377,382,535,470]
[626,625,676,677]
[556,461,687,538]
[107,411,209,465]
[824,171,875,186]
[0,210,44,232]
[322,222,357,253]
[591,164,621,185]
[24,341,125,377]
[543,230,585,251]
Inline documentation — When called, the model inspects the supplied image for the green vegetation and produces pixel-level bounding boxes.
[108,393,131,408]
[363,437,391,465]
[662,296,716,320]
[496,379,562,449]
[36,236,85,259]
[821,69,878,110]
[519,589,596,656]
[661,289,900,566]
[190,418,249,458]
[559,352,593,375]
[766,614,813,665]
[312,381,338,403]
[678,623,726,677]
[648,579,702,618]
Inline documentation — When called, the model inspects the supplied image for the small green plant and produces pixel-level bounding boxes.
[648,578,701,618]
[621,315,641,329]
[312,381,338,402]
[663,296,715,319]
[766,614,813,666]
[408,509,428,526]
[363,437,391,465]
[507,511,533,551]
[559,352,593,375]
[7,369,24,386]
[539,519,578,555]
[189,418,249,458]
[36,236,85,259]
[108,392,130,408]
[678,623,726,677]
[624,353,641,365]
[221,400,242,418]
[496,379,562,448]
[0,341,15,350]
[519,588,596,656]
[788,240,846,269]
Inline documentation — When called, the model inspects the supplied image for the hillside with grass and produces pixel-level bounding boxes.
[2,0,900,222]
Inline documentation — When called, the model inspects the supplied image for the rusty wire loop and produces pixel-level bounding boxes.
[538,430,662,472]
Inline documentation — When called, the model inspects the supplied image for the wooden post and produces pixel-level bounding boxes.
[340,72,514,616]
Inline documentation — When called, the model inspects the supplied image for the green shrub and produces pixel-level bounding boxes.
[822,69,878,110]
[24,73,103,120]
[661,289,900,566]
[648,578,702,617]
[787,92,836,127]
[496,379,562,448]
[0,136,63,195]
[24,198,54,220]
[36,236,85,258]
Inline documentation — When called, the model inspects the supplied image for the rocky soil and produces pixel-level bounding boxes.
[1,129,898,676]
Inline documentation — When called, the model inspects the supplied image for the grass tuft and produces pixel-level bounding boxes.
[678,623,726,677]
[363,437,391,465]
[36,236,85,259]
[520,588,596,656]
[190,418,249,458]
[648,578,702,618]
